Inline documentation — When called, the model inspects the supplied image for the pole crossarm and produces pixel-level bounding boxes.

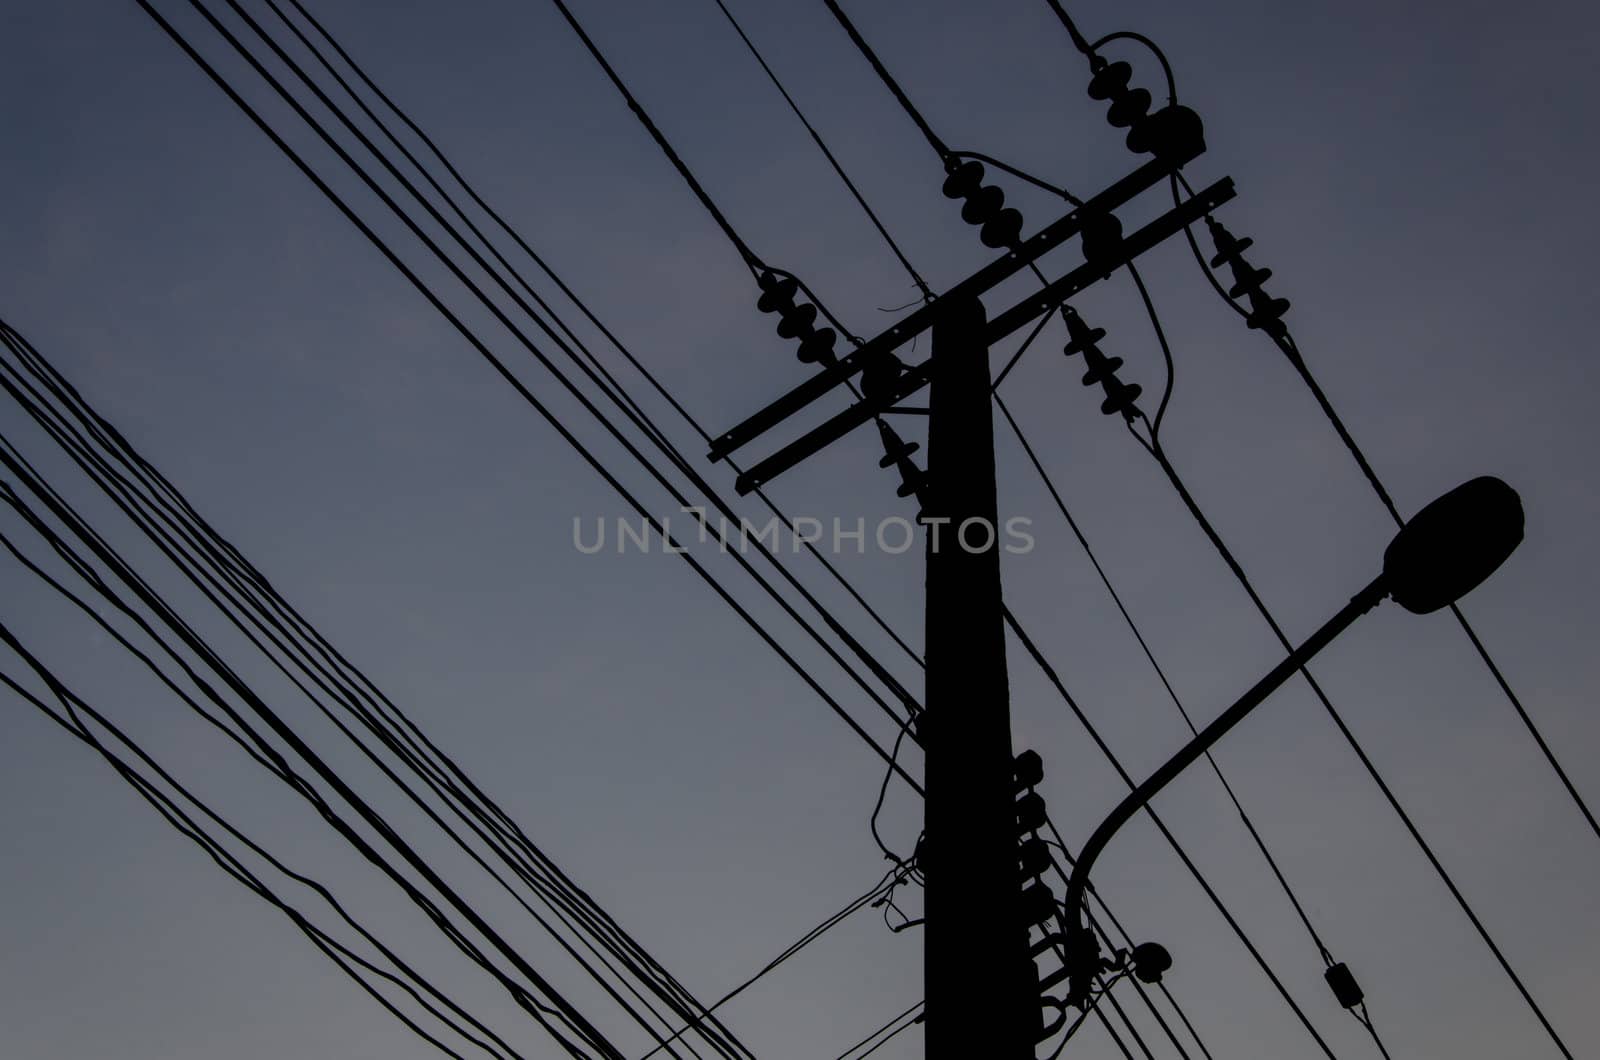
[729,177,1235,495]
[706,146,1209,465]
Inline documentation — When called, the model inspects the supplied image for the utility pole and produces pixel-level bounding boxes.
[707,144,1228,1053]
[921,296,1033,1056]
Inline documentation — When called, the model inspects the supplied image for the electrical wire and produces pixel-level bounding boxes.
[203,0,923,758]
[1003,609,1339,1058]
[832,1000,923,1059]
[271,0,918,679]
[134,0,920,806]
[1140,434,1574,1059]
[708,0,933,302]
[0,327,743,1059]
[0,437,616,1059]
[1042,813,1215,1060]
[1,317,753,1058]
[1170,167,1600,849]
[780,4,1344,1050]
[0,651,521,1060]
[639,866,910,1060]
[994,394,1340,970]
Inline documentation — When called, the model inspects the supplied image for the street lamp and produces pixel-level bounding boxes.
[1057,476,1525,1009]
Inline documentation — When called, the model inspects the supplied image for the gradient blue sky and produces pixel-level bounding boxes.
[2,1,1598,1057]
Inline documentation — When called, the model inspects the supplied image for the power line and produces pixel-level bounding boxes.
[762,3,1347,1048]
[0,649,523,1060]
[211,0,923,748]
[1003,609,1339,1058]
[3,321,758,1060]
[556,0,1336,1047]
[640,866,908,1060]
[134,0,920,803]
[0,450,613,1057]
[832,999,924,1059]
[1141,435,1574,1059]
[707,0,933,302]
[268,0,923,681]
[1171,169,1600,847]
[0,351,729,1059]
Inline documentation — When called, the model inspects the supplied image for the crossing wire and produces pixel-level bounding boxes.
[136,0,921,801]
[0,439,614,1058]
[0,648,521,1060]
[0,321,731,1054]
[1172,165,1600,848]
[210,0,923,747]
[268,0,924,677]
[0,334,736,1059]
[550,0,1334,1052]
[545,2,1326,1053]
[792,0,1352,1050]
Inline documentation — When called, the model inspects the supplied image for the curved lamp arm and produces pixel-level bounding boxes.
[1060,574,1389,1005]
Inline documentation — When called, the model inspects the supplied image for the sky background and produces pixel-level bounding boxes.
[2,0,1598,1057]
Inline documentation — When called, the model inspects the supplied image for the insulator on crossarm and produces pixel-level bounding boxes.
[961,184,1006,225]
[1061,311,1107,357]
[876,420,920,468]
[1087,60,1132,100]
[1206,217,1291,337]
[1127,104,1205,161]
[894,462,929,501]
[775,301,818,340]
[796,327,838,365]
[1100,379,1144,419]
[1079,210,1124,270]
[1206,219,1255,268]
[1244,291,1291,337]
[942,158,1026,249]
[1106,86,1152,128]
[981,207,1024,249]
[1227,264,1273,299]
[876,420,928,505]
[860,350,906,403]
[1080,354,1126,387]
[941,160,985,199]
[755,271,798,313]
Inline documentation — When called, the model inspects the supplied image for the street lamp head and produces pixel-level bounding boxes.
[1383,476,1524,615]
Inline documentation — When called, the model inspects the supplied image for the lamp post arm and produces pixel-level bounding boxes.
[1062,575,1389,954]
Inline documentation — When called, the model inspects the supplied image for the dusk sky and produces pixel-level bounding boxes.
[2,1,1598,1057]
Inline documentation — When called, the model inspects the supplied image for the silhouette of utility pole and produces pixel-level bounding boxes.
[708,151,1231,1054]
[921,296,1032,1056]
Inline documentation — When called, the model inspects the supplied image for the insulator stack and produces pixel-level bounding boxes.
[1061,309,1143,421]
[1205,217,1290,338]
[876,419,928,506]
[941,159,1026,250]
[1086,57,1206,162]
[755,270,839,364]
